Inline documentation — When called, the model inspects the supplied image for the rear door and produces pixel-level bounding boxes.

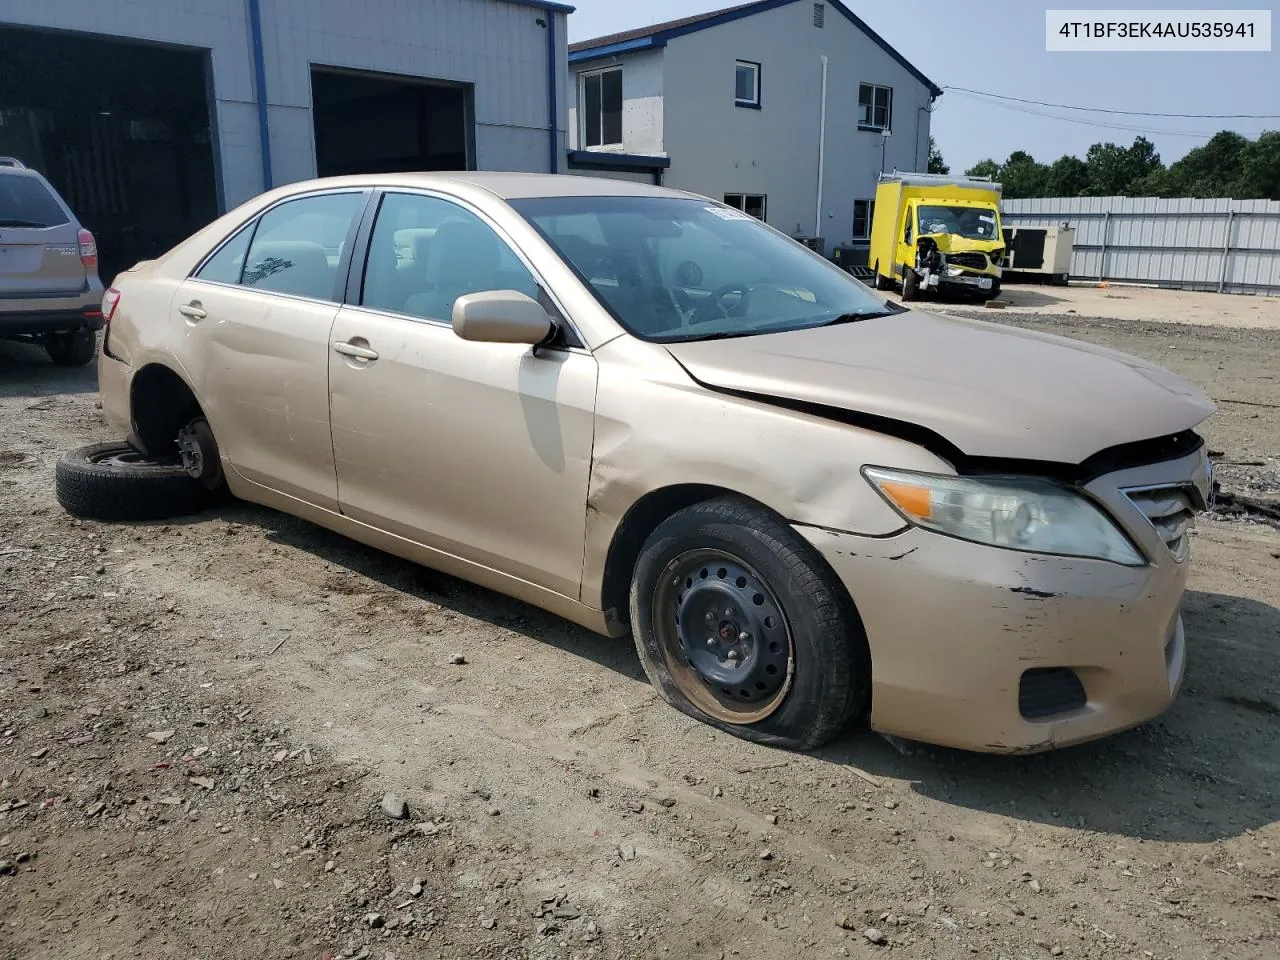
[0,172,86,297]
[171,189,369,511]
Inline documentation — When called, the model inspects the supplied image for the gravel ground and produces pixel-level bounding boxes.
[1,299,1277,960]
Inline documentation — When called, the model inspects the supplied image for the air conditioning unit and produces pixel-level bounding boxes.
[1000,224,1074,284]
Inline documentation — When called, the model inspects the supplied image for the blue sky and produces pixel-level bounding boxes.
[565,1,1278,173]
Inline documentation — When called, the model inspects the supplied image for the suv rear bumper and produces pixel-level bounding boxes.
[0,307,104,337]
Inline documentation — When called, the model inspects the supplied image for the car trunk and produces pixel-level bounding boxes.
[0,176,87,297]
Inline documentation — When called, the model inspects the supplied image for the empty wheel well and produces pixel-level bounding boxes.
[129,364,203,458]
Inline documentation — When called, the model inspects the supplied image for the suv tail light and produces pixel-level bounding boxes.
[78,228,98,269]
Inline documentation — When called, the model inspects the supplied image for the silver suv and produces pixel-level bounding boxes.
[0,157,104,365]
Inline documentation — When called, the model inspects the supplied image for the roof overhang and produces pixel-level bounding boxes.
[567,150,672,171]
[503,0,576,14]
[568,0,939,97]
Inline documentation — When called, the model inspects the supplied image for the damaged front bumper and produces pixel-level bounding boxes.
[794,445,1209,754]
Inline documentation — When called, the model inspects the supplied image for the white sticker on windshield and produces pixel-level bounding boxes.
[705,205,753,221]
[978,214,995,223]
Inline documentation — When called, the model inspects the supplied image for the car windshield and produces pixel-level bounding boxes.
[917,205,999,241]
[511,195,899,342]
[0,174,68,228]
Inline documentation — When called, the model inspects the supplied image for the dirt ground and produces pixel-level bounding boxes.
[1,285,1277,960]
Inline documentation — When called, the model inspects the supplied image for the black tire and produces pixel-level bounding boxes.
[45,329,98,366]
[629,497,870,752]
[901,266,920,301]
[55,442,212,522]
[982,279,1002,301]
[874,264,893,291]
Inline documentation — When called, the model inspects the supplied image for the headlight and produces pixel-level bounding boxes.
[863,467,1145,565]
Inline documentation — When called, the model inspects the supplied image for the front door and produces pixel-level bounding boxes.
[172,190,367,510]
[327,191,598,600]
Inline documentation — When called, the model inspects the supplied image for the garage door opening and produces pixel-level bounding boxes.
[311,67,472,177]
[0,26,218,285]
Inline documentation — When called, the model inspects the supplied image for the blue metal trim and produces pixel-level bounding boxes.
[568,36,661,64]
[247,0,273,190]
[567,150,671,171]
[546,12,558,172]
[504,0,576,12]
[569,0,939,97]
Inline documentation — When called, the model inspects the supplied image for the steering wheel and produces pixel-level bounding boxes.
[690,283,753,325]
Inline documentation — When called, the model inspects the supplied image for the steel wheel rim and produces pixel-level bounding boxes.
[651,548,795,724]
[88,448,177,470]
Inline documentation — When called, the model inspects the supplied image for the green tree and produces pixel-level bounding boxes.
[1084,136,1163,196]
[999,150,1050,198]
[1237,130,1280,199]
[927,136,949,174]
[1045,155,1089,197]
[1160,131,1247,196]
[965,158,1000,179]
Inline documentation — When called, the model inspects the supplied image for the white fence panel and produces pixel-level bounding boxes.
[1002,196,1280,296]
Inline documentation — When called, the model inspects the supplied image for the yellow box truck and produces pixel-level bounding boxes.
[868,172,1004,301]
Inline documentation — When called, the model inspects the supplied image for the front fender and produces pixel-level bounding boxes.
[580,339,952,609]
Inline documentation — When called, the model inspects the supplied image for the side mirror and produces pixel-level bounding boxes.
[452,290,553,345]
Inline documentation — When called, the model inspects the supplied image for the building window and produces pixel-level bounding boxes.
[853,199,874,239]
[858,83,892,131]
[813,3,825,27]
[734,61,760,108]
[580,67,623,148]
[724,193,767,221]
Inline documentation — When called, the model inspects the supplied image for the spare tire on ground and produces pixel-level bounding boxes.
[55,441,211,522]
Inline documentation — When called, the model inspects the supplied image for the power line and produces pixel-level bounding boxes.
[943,86,1280,120]
[944,89,1219,139]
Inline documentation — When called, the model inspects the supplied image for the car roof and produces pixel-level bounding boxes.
[278,171,696,202]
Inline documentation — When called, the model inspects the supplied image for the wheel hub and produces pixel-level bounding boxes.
[176,426,204,478]
[671,557,790,705]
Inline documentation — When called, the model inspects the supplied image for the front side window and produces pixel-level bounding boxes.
[735,61,760,107]
[361,192,539,321]
[239,192,364,300]
[852,199,874,239]
[858,83,892,130]
[513,195,898,343]
[580,68,623,148]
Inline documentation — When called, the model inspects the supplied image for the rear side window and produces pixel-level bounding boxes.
[238,192,364,301]
[196,224,253,285]
[0,175,69,228]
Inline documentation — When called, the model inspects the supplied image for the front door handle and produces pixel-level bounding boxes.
[178,301,207,321]
[332,340,379,361]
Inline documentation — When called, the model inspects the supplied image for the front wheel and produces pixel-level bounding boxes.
[901,266,920,301]
[629,498,870,751]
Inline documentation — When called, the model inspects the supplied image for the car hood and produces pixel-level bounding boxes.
[663,309,1215,465]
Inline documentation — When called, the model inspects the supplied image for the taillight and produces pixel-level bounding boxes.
[78,228,98,269]
[101,287,121,323]
[101,286,121,356]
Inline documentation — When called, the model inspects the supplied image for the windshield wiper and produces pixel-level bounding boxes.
[0,219,49,228]
[818,307,901,326]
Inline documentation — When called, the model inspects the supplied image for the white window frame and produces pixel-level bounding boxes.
[578,66,623,149]
[858,83,893,131]
[734,60,761,108]
[724,193,767,221]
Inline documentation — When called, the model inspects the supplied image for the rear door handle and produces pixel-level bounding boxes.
[178,301,207,321]
[332,340,379,361]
